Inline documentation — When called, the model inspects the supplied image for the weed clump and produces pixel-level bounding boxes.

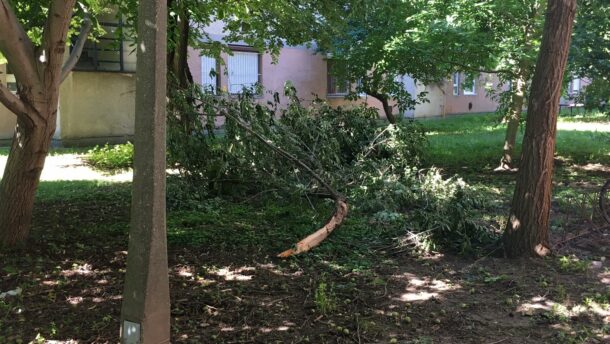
[85,142,133,171]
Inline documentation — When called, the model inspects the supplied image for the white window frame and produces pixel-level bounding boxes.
[200,56,218,93]
[6,74,17,95]
[328,75,349,96]
[463,75,477,95]
[452,73,460,95]
[327,60,350,96]
[227,50,261,94]
[572,78,581,94]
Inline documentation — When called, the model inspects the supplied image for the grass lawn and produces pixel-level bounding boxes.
[421,111,610,170]
[1,112,610,343]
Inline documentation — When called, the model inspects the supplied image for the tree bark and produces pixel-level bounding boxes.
[0,117,55,245]
[0,0,81,245]
[167,0,193,87]
[497,77,526,171]
[503,0,577,258]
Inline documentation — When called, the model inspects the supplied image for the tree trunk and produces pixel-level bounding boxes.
[497,77,526,171]
[381,98,397,124]
[167,1,193,87]
[0,115,55,245]
[503,0,577,258]
[0,0,85,245]
[368,91,397,124]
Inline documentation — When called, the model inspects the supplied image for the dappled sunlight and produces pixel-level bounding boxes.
[259,322,296,333]
[517,295,610,320]
[175,265,195,278]
[256,262,304,278]
[391,273,461,303]
[598,271,610,285]
[60,263,94,277]
[517,296,560,314]
[569,163,610,173]
[557,122,610,132]
[211,266,256,281]
[66,296,84,305]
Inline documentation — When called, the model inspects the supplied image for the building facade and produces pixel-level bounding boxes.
[0,22,503,145]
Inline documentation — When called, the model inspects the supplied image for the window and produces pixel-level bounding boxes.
[452,73,460,95]
[228,51,261,94]
[74,19,136,72]
[572,78,581,94]
[327,61,349,96]
[462,74,477,95]
[4,65,17,94]
[200,56,218,93]
[6,75,17,94]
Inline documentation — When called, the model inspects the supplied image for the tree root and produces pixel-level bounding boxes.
[493,164,518,173]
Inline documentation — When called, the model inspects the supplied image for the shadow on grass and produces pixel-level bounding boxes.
[1,170,608,342]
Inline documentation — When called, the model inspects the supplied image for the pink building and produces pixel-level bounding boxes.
[187,42,502,121]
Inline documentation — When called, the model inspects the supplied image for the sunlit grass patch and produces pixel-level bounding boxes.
[420,112,610,170]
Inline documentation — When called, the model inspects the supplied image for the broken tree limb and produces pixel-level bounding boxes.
[221,110,349,257]
[278,198,348,257]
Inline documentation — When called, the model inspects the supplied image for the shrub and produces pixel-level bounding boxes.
[85,142,134,171]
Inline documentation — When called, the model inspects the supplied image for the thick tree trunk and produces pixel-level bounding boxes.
[503,0,576,258]
[497,78,526,171]
[0,115,55,245]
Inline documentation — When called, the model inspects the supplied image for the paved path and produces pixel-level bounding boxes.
[0,154,132,182]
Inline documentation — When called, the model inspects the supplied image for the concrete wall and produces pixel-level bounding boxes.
[0,64,17,140]
[59,71,135,144]
[413,83,446,118]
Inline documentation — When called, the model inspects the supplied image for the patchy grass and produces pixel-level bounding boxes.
[1,112,610,343]
[1,171,609,343]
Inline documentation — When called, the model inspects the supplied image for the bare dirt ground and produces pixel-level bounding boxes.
[1,193,609,343]
[0,157,609,343]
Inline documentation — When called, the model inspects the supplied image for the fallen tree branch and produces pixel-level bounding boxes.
[221,110,349,257]
[278,198,348,257]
